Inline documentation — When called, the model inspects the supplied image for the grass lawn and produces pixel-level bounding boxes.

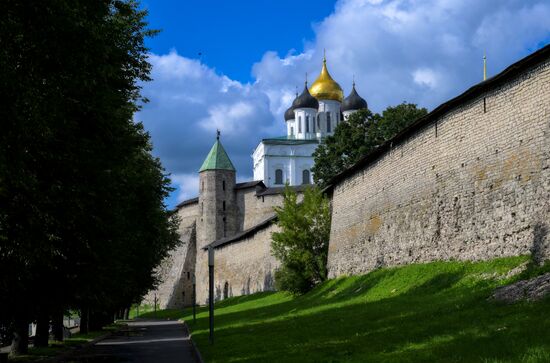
[8,324,123,362]
[141,256,550,363]
[128,303,155,319]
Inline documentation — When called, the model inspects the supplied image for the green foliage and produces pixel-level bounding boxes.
[312,102,428,187]
[0,0,178,350]
[271,186,331,294]
[378,102,429,140]
[174,256,550,363]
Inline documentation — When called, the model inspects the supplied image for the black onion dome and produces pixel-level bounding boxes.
[284,106,295,121]
[342,84,368,112]
[284,94,298,121]
[293,83,319,110]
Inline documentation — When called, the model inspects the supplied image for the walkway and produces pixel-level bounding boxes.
[75,319,198,362]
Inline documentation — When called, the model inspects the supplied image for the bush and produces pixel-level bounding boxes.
[274,264,314,295]
[271,186,331,294]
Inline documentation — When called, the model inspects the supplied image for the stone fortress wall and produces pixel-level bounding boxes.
[143,201,199,309]
[327,56,550,277]
[208,224,280,302]
[195,188,291,304]
[147,46,550,309]
[146,181,294,308]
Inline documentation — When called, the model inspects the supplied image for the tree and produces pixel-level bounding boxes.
[0,0,179,354]
[271,186,331,294]
[312,102,428,187]
[378,102,429,141]
[312,109,381,187]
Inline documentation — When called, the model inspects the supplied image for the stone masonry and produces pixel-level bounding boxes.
[143,201,199,308]
[208,224,280,302]
[147,46,550,308]
[146,179,297,308]
[327,57,550,277]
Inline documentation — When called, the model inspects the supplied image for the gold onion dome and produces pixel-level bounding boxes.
[309,57,344,102]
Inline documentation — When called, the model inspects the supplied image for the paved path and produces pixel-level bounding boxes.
[75,319,198,362]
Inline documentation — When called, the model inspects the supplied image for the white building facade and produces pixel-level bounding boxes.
[252,57,368,187]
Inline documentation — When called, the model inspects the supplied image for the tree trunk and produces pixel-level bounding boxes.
[89,310,112,331]
[80,308,89,335]
[34,313,50,347]
[52,311,64,341]
[124,307,129,320]
[10,319,29,355]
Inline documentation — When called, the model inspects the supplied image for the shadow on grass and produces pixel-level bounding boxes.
[177,257,550,363]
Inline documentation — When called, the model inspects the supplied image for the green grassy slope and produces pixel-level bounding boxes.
[142,256,550,363]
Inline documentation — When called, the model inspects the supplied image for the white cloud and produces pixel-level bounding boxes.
[137,51,275,178]
[137,0,550,208]
[250,0,550,112]
[171,173,200,203]
[199,101,255,135]
[412,68,439,89]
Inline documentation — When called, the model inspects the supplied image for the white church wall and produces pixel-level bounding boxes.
[294,108,317,140]
[256,142,318,187]
[318,99,341,136]
[297,162,313,185]
[286,119,296,137]
[252,143,266,182]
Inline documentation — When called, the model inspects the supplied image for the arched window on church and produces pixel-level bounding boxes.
[302,170,311,185]
[306,115,310,133]
[275,169,283,185]
[312,115,316,133]
[290,126,294,136]
[298,116,302,133]
[327,113,331,132]
[317,114,320,129]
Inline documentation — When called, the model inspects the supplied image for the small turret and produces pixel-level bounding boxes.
[294,82,319,110]
[309,53,343,135]
[342,81,368,120]
[293,82,319,139]
[284,92,298,138]
[198,131,237,248]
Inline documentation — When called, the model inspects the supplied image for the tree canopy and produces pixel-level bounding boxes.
[272,186,331,294]
[0,0,179,353]
[312,103,428,187]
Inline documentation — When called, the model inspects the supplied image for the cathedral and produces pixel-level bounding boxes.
[253,56,368,186]
[145,56,369,308]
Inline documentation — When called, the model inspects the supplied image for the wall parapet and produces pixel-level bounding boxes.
[327,45,550,277]
[325,44,550,194]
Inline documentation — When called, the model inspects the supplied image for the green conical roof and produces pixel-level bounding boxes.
[199,139,236,172]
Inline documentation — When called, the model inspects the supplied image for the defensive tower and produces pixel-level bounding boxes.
[198,131,238,248]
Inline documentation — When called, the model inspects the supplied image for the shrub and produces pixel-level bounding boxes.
[271,186,331,294]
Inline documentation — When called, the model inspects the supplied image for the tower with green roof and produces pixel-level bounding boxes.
[197,131,238,252]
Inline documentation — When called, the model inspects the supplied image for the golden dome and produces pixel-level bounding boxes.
[309,58,344,102]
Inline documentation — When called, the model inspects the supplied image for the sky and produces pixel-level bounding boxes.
[136,0,550,209]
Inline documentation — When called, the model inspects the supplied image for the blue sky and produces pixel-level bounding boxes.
[142,0,337,83]
[136,0,550,209]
